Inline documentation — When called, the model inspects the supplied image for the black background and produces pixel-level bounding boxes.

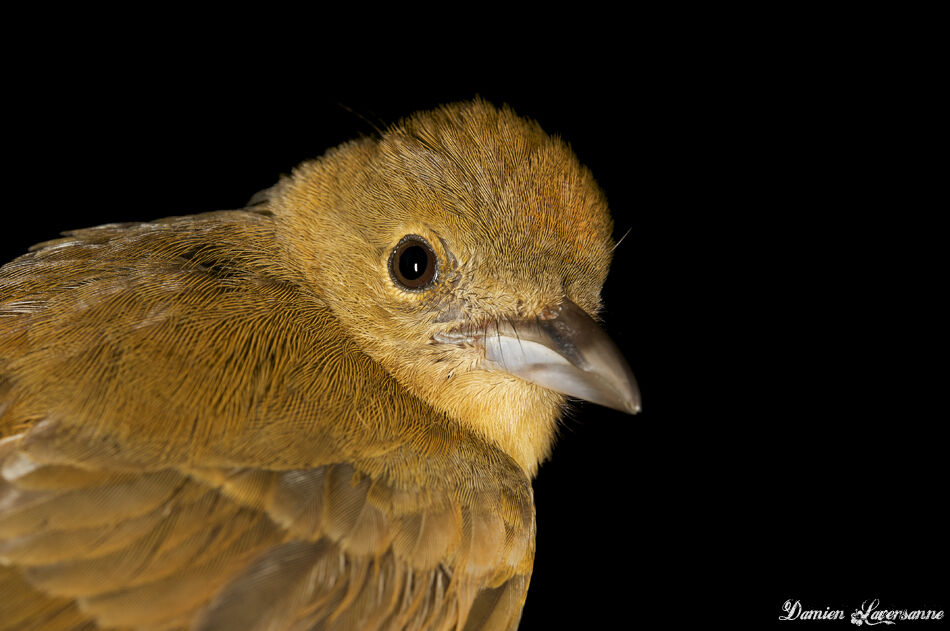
[3,9,944,630]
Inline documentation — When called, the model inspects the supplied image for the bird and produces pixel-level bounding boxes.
[0,99,640,631]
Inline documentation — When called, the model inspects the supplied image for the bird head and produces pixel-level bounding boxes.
[269,100,639,476]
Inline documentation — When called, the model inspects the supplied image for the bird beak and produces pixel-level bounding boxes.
[438,299,641,414]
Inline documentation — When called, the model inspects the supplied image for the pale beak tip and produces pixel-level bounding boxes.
[619,388,642,415]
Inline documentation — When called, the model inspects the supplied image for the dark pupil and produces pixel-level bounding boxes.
[399,245,429,280]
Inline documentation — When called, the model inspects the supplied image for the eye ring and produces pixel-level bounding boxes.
[389,235,438,291]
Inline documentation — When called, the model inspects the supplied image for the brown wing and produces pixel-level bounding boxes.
[0,213,534,631]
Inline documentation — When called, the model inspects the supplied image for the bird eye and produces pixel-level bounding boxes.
[389,235,437,291]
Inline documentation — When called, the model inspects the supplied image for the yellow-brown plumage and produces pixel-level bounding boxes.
[0,100,638,630]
